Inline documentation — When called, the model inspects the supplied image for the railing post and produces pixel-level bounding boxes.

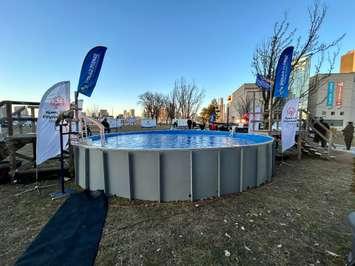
[348,212,355,264]
[328,130,333,156]
[297,132,302,160]
[30,107,36,133]
[6,102,13,136]
[305,114,310,133]
[18,112,23,135]
[297,109,302,160]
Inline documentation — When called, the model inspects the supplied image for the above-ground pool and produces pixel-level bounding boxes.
[74,130,274,202]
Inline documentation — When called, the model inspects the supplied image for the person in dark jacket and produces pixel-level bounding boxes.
[343,122,354,150]
[187,118,192,129]
[101,118,110,133]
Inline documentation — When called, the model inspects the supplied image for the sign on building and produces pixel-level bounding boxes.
[326,81,335,108]
[335,81,344,107]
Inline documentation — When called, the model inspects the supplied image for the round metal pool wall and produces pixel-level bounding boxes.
[73,133,274,202]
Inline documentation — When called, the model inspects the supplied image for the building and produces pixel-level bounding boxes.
[215,98,225,123]
[129,109,135,117]
[98,109,109,118]
[340,50,355,73]
[308,72,355,129]
[123,110,128,119]
[227,83,263,123]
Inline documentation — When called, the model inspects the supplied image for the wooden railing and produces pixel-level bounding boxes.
[79,114,105,146]
[247,108,336,159]
[0,100,39,136]
[299,109,335,158]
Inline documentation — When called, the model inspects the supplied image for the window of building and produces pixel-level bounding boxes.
[340,111,344,116]
[324,120,343,127]
[331,111,335,116]
[322,111,326,116]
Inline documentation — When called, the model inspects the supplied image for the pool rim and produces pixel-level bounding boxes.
[80,130,274,151]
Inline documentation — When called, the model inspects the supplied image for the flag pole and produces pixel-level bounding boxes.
[50,121,75,200]
[75,91,79,133]
[59,123,65,194]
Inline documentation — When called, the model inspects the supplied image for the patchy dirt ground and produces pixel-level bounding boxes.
[0,152,354,265]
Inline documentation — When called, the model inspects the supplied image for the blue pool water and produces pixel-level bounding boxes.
[90,130,273,150]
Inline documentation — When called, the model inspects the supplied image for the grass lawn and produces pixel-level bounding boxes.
[0,152,354,265]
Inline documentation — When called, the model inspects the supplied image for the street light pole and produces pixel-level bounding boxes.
[74,91,79,133]
[226,104,229,126]
[227,95,232,126]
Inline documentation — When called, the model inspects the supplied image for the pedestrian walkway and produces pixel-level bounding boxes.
[334,144,355,154]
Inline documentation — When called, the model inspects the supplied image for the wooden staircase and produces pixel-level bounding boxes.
[299,110,336,160]
[302,136,335,159]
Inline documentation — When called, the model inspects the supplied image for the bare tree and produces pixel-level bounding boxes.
[251,0,345,128]
[173,77,205,119]
[165,89,178,124]
[138,92,155,119]
[138,92,166,122]
[138,78,203,124]
[151,93,166,123]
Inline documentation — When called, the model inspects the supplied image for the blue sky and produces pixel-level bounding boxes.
[0,0,354,115]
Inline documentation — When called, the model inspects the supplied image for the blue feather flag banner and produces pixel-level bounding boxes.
[77,46,107,97]
[256,74,271,90]
[273,46,294,98]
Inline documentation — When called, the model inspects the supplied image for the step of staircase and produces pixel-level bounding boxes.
[302,139,335,159]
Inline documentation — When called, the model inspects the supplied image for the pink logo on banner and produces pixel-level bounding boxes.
[287,106,297,117]
[49,96,66,109]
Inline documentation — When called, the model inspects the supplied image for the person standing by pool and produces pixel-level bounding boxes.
[342,122,354,150]
[187,118,192,129]
[209,111,216,130]
[101,118,110,133]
